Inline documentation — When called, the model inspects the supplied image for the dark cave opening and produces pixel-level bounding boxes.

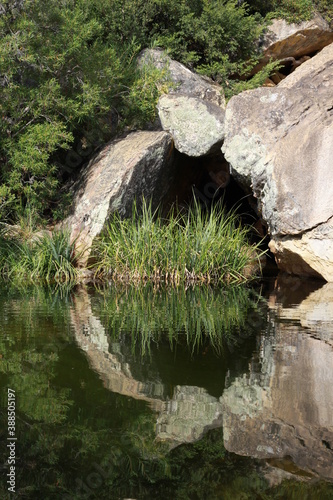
[163,150,278,276]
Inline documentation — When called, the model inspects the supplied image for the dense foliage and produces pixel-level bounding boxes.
[0,0,331,222]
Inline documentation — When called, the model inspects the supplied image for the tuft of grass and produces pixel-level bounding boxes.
[0,227,78,285]
[92,198,263,285]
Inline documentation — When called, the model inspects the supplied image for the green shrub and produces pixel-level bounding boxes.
[270,0,313,22]
[0,0,167,220]
[247,0,313,21]
[313,0,333,22]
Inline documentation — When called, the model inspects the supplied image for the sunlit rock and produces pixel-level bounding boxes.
[138,48,225,108]
[261,15,333,61]
[138,48,226,157]
[252,14,333,77]
[157,94,225,157]
[223,43,333,280]
[64,131,175,266]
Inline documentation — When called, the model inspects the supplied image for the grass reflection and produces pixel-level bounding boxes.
[92,284,265,356]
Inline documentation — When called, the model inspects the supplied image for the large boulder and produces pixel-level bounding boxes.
[157,94,225,157]
[65,131,175,265]
[222,43,333,280]
[138,48,226,157]
[138,48,225,108]
[262,14,333,60]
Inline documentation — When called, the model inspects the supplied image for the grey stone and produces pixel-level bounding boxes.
[222,43,333,280]
[158,94,225,157]
[138,48,225,108]
[138,48,226,157]
[64,131,175,265]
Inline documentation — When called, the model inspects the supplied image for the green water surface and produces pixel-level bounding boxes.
[0,279,332,499]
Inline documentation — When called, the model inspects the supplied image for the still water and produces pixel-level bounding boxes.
[0,277,332,499]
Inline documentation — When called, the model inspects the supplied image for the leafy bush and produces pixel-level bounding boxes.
[0,0,167,220]
[313,0,333,22]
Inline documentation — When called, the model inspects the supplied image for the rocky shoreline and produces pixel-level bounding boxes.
[62,17,333,281]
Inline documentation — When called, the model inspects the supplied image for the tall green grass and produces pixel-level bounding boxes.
[0,227,78,284]
[92,199,262,285]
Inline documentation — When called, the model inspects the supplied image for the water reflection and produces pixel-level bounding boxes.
[0,279,332,498]
[222,276,333,481]
[70,285,261,446]
[69,280,333,481]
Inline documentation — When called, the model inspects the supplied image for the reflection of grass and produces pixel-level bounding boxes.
[92,199,262,285]
[93,284,264,355]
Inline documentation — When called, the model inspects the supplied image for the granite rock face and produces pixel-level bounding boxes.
[139,48,226,157]
[65,131,174,265]
[158,94,225,157]
[261,15,333,61]
[222,43,333,280]
[253,14,333,76]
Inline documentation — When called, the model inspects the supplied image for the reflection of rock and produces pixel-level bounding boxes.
[71,288,224,445]
[270,281,333,346]
[71,289,165,412]
[222,284,333,480]
[156,385,223,445]
[71,291,109,352]
[259,460,312,487]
